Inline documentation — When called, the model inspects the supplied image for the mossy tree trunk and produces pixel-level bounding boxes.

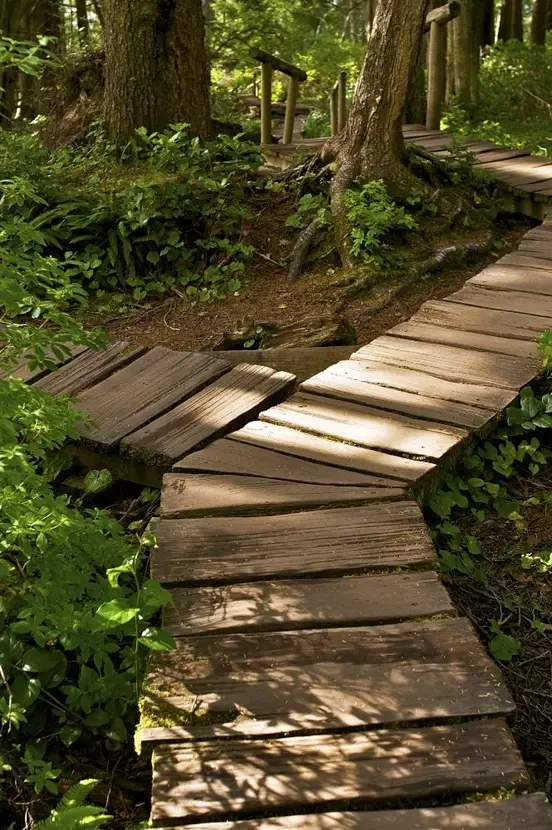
[322,0,429,265]
[103,0,211,146]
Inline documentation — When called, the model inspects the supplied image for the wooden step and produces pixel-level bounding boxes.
[152,501,435,586]
[34,341,146,396]
[353,336,538,390]
[228,420,435,483]
[172,437,398,487]
[150,719,527,824]
[160,472,405,518]
[152,793,552,830]
[76,347,231,449]
[143,618,514,733]
[260,392,467,461]
[121,363,296,467]
[163,571,453,636]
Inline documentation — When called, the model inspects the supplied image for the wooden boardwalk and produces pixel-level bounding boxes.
[11,130,552,827]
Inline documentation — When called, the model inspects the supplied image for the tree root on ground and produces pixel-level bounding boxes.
[287,215,324,283]
[338,230,495,308]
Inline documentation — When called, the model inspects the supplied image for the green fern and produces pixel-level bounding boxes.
[34,779,111,829]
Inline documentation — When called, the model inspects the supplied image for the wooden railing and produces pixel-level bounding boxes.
[249,48,307,145]
[425,0,460,130]
[329,70,347,136]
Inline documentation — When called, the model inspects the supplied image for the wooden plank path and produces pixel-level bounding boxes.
[8,130,552,827]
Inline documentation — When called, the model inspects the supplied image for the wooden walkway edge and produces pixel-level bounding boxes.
[9,129,552,827]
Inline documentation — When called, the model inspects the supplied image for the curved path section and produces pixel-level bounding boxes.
[141,188,552,822]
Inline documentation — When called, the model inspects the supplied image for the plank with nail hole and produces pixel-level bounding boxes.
[150,719,526,824]
[152,501,435,586]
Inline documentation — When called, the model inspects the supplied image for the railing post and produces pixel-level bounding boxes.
[338,70,347,131]
[260,61,272,144]
[426,20,446,130]
[329,84,338,136]
[283,75,299,145]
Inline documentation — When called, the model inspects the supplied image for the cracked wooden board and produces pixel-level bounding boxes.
[408,298,552,341]
[228,420,435,483]
[152,501,435,586]
[150,719,527,823]
[354,335,538,389]
[160,472,404,518]
[163,571,453,636]
[172,437,398,487]
[153,793,552,830]
[76,348,231,449]
[260,393,467,461]
[121,363,296,467]
[34,341,147,396]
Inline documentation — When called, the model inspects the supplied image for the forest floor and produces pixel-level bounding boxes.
[435,459,552,798]
[82,198,535,354]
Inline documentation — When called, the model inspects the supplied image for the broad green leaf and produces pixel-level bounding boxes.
[489,633,521,663]
[60,725,82,746]
[138,627,176,651]
[95,599,139,627]
[83,468,113,494]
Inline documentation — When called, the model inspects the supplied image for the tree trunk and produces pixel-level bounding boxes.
[75,0,90,44]
[482,0,495,45]
[498,0,513,39]
[324,0,429,265]
[451,0,481,111]
[512,0,523,39]
[365,0,378,37]
[405,33,428,125]
[531,0,548,44]
[103,0,211,145]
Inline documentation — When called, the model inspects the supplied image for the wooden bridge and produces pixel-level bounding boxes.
[12,131,552,827]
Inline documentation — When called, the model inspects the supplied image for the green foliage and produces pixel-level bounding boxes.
[302,109,331,138]
[34,780,110,829]
[343,180,417,268]
[444,42,552,157]
[285,193,330,229]
[0,32,55,77]
[0,125,261,303]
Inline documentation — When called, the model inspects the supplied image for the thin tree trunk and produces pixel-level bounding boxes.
[103,0,211,145]
[482,0,495,45]
[451,0,481,111]
[512,0,523,39]
[498,0,513,39]
[531,0,548,44]
[76,0,89,44]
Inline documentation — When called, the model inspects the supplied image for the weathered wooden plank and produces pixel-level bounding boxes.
[122,364,296,466]
[412,298,552,340]
[150,719,527,823]
[152,794,552,830]
[152,501,436,586]
[321,358,518,411]
[209,346,356,383]
[518,239,552,257]
[468,263,552,297]
[477,155,552,174]
[474,148,530,164]
[500,252,552,271]
[164,572,453,636]
[302,365,496,430]
[34,341,146,396]
[524,226,552,240]
[447,283,552,317]
[172,437,396,486]
[146,619,513,728]
[0,343,87,383]
[261,393,467,460]
[228,420,435,483]
[161,472,405,518]
[77,348,231,448]
[354,335,538,389]
[387,319,538,359]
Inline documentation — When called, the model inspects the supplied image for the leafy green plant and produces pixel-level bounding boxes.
[34,779,110,829]
[285,192,330,230]
[342,180,417,268]
[302,109,331,138]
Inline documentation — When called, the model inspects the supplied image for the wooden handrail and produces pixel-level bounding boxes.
[249,47,307,145]
[425,1,460,30]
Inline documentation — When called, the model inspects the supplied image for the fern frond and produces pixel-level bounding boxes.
[33,780,111,829]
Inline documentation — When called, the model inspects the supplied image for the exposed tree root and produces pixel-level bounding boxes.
[339,230,495,306]
[287,215,324,283]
